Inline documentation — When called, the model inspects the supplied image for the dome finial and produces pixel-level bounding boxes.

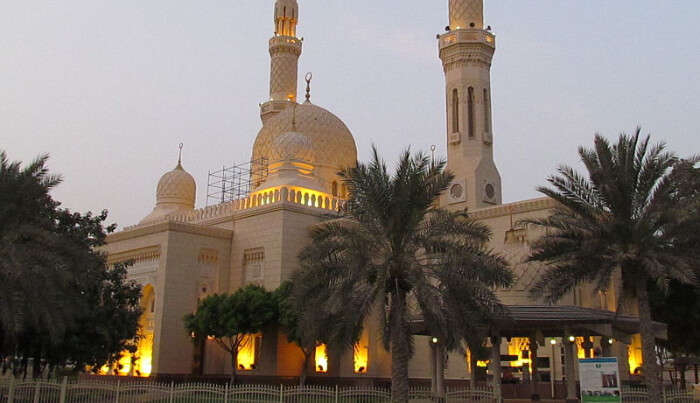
[177,142,184,168]
[304,72,313,104]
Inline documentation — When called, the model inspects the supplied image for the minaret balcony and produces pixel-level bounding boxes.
[269,35,303,55]
[438,29,495,51]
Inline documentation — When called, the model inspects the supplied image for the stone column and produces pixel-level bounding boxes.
[436,344,445,400]
[529,336,539,398]
[601,338,612,357]
[490,334,502,402]
[563,337,578,403]
[430,341,437,395]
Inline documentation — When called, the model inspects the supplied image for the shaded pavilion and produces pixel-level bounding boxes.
[414,305,667,402]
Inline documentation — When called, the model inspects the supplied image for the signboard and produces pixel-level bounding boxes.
[579,357,621,402]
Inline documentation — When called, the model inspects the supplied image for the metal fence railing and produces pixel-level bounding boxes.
[3,379,693,403]
[0,378,498,403]
[621,385,695,402]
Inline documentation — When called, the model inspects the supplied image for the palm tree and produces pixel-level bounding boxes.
[276,281,360,385]
[526,129,698,402]
[296,147,512,402]
[0,151,71,349]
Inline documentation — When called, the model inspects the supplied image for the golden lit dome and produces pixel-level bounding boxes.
[252,102,357,170]
[139,161,196,225]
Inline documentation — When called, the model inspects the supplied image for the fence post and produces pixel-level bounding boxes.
[335,384,339,403]
[32,380,40,403]
[279,384,283,403]
[115,379,120,403]
[8,377,15,403]
[168,380,175,403]
[58,376,67,403]
[223,382,228,403]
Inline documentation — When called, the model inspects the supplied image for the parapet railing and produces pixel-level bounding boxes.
[126,186,346,231]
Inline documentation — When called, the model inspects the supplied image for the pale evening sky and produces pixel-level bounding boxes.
[1,1,699,228]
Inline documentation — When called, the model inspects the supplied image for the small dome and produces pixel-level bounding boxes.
[272,131,313,162]
[252,102,357,170]
[139,163,196,225]
[156,164,196,207]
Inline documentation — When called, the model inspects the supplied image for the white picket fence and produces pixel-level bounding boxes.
[0,378,497,403]
[621,385,695,402]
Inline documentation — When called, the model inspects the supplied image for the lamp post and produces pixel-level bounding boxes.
[550,338,557,399]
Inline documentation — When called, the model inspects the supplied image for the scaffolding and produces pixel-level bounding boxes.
[206,158,268,206]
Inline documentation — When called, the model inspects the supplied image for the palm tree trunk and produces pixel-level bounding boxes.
[636,278,661,402]
[469,347,477,390]
[390,291,411,403]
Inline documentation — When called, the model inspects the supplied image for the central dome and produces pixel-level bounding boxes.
[272,131,313,162]
[252,102,357,170]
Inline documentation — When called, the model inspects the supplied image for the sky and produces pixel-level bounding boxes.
[1,0,699,228]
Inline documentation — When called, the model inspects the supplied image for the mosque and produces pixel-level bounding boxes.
[103,0,661,393]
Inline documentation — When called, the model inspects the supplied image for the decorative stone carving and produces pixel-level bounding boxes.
[449,0,483,29]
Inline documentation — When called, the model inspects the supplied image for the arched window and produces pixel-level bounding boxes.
[332,181,338,197]
[483,88,491,133]
[467,87,475,138]
[451,89,459,133]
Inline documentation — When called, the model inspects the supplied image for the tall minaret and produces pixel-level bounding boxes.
[439,0,502,210]
[260,0,302,123]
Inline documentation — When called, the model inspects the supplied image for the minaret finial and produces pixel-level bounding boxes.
[177,143,184,168]
[304,72,313,103]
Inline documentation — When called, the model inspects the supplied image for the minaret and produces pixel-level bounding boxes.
[439,0,501,209]
[260,0,303,123]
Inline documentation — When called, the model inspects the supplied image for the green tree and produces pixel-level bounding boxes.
[184,285,277,381]
[526,130,698,402]
[0,151,142,377]
[296,147,512,402]
[60,261,143,373]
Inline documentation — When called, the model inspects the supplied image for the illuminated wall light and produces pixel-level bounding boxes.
[315,344,328,373]
[97,288,154,377]
[353,343,368,374]
[506,337,531,369]
[135,332,154,377]
[628,335,643,374]
[237,335,257,371]
[117,354,131,375]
